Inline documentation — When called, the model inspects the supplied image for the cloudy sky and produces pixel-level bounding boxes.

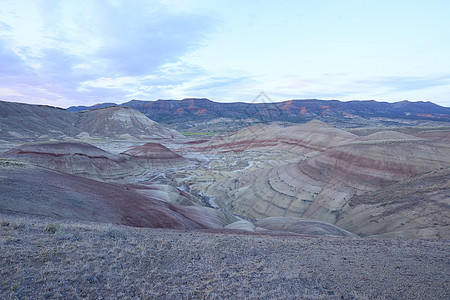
[1,0,450,108]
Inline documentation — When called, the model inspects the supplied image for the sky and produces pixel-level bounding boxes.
[0,0,450,108]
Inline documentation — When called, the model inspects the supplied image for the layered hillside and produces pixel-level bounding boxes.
[186,126,450,238]
[336,167,450,238]
[0,142,144,181]
[221,135,449,222]
[192,120,357,154]
[0,101,80,140]
[0,101,184,141]
[0,162,236,229]
[225,217,357,237]
[77,106,184,139]
[121,142,188,168]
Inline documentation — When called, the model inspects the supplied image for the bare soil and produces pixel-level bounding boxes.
[1,214,448,299]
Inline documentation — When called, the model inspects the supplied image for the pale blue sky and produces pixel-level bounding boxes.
[0,0,449,107]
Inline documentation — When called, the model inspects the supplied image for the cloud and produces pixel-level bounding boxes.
[0,0,216,106]
[184,76,254,91]
[356,75,450,92]
[0,40,34,77]
[91,1,214,76]
[0,21,12,32]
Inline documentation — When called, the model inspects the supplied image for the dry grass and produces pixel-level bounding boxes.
[1,214,449,299]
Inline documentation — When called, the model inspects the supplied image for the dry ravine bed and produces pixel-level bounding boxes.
[1,214,449,299]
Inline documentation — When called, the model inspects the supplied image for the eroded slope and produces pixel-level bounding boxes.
[336,167,450,238]
[0,163,234,229]
[0,142,144,181]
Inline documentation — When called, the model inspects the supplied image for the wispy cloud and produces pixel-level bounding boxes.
[1,0,449,107]
[0,0,216,106]
[0,40,34,77]
[355,75,450,92]
[93,3,213,76]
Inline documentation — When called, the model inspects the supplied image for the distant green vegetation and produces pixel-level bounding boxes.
[181,132,216,136]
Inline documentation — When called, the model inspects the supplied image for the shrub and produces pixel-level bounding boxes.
[104,227,127,239]
[45,222,61,234]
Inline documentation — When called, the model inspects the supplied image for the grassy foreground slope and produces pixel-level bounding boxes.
[1,214,448,299]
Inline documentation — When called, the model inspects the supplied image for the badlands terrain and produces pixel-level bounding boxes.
[1,99,449,298]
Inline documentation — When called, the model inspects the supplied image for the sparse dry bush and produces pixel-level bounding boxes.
[40,248,59,263]
[104,226,127,239]
[44,222,61,234]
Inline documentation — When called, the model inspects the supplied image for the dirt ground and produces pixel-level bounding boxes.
[1,214,449,299]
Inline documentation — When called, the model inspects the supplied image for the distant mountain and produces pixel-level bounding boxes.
[0,100,183,141]
[77,106,184,139]
[67,102,118,112]
[67,98,450,124]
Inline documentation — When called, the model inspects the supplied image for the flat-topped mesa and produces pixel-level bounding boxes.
[78,106,185,139]
[0,142,144,181]
[121,142,188,168]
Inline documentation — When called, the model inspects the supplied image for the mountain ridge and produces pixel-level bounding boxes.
[67,98,450,124]
[0,100,184,141]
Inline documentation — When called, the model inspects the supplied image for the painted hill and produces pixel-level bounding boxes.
[77,106,184,139]
[192,120,357,154]
[121,142,188,168]
[190,123,450,237]
[0,142,144,181]
[0,162,236,229]
[0,100,184,141]
[254,217,357,237]
[225,217,357,237]
[336,167,450,238]
[0,100,79,140]
[222,138,450,223]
